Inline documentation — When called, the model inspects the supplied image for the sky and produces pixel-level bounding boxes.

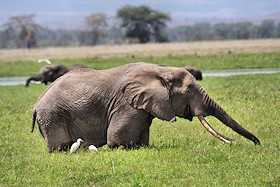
[1,0,279,29]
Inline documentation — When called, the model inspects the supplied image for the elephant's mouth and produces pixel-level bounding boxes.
[183,105,193,121]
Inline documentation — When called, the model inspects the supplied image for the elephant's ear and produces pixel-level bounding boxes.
[121,66,176,122]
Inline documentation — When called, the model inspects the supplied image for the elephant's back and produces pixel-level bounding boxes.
[35,68,116,110]
[33,68,109,134]
[34,63,138,111]
[56,68,119,88]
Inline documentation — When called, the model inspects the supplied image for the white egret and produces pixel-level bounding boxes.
[38,59,52,64]
[70,138,84,153]
[88,145,98,154]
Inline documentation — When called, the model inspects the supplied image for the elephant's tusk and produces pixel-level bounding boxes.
[198,116,233,144]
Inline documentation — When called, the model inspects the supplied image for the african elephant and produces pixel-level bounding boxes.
[184,67,203,80]
[25,64,86,87]
[30,62,260,152]
[67,64,87,71]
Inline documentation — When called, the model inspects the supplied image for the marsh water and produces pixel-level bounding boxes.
[1,68,280,86]
[203,68,280,77]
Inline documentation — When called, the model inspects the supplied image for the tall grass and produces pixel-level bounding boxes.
[0,39,280,63]
[0,53,280,186]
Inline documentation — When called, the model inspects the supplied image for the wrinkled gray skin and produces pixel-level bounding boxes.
[31,62,260,152]
[25,64,86,87]
[184,67,203,81]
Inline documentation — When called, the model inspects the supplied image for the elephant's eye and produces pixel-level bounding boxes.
[186,84,195,91]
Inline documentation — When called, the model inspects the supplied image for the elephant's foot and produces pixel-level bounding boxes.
[108,141,148,150]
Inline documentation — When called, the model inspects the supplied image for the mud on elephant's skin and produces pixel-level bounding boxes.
[30,62,260,152]
[25,64,86,87]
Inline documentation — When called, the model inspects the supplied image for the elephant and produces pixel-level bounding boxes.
[25,65,68,87]
[30,62,260,152]
[67,64,87,71]
[25,64,86,87]
[184,67,203,80]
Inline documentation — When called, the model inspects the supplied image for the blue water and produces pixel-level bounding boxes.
[203,68,280,77]
[0,76,29,86]
[1,68,280,86]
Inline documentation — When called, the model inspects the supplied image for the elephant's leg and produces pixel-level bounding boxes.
[107,111,153,149]
[107,121,140,149]
[45,127,74,152]
[38,116,73,152]
[137,124,151,147]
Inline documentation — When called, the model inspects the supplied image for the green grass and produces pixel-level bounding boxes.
[0,52,280,77]
[1,53,280,186]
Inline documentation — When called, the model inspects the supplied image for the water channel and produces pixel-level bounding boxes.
[1,68,280,86]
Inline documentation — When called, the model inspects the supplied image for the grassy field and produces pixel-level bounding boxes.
[0,41,280,186]
[0,51,280,77]
[0,39,280,77]
[0,39,280,63]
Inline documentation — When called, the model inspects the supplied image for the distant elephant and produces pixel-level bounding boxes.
[30,62,260,152]
[67,64,87,71]
[184,67,203,80]
[25,64,86,87]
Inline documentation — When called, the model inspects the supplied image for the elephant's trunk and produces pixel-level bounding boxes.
[200,87,260,145]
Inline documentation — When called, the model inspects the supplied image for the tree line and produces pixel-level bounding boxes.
[0,5,279,49]
[169,20,280,42]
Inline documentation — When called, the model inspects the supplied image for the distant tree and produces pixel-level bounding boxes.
[148,10,171,42]
[85,13,107,45]
[191,22,212,41]
[231,22,256,39]
[167,25,190,41]
[3,14,42,48]
[213,23,232,39]
[258,19,275,38]
[117,5,171,43]
[276,23,280,38]
[0,26,19,48]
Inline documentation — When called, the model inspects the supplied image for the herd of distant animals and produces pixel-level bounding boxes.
[25,60,203,87]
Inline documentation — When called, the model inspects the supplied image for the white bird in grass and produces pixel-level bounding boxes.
[70,138,84,153]
[38,59,52,64]
[89,145,98,154]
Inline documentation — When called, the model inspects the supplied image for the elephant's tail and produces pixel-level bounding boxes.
[30,110,37,132]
